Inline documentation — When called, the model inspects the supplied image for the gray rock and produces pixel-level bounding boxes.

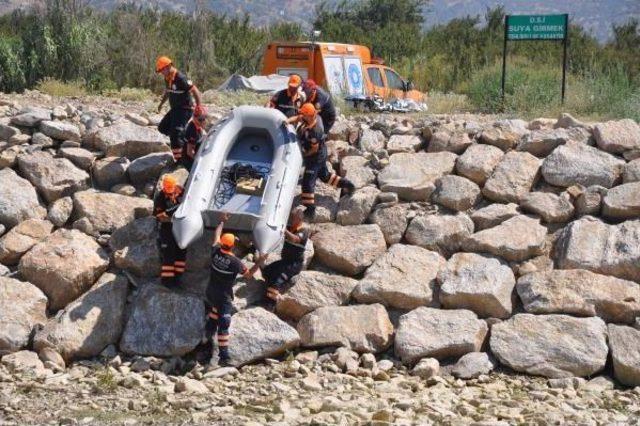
[336,186,380,225]
[47,196,73,227]
[608,324,640,387]
[92,156,130,189]
[482,151,541,203]
[405,213,474,257]
[575,185,607,216]
[490,314,608,378]
[470,203,520,231]
[311,224,386,276]
[395,307,488,364]
[33,273,128,362]
[109,217,161,278]
[368,203,409,245]
[39,120,81,142]
[353,244,445,310]
[0,169,46,230]
[438,253,515,319]
[432,175,481,211]
[0,219,53,265]
[602,182,640,219]
[411,357,439,379]
[228,308,300,367]
[455,143,504,185]
[359,128,386,152]
[0,124,20,141]
[30,132,54,148]
[10,107,51,127]
[18,150,90,203]
[428,130,472,154]
[297,304,394,353]
[73,189,153,233]
[59,147,96,171]
[128,152,174,185]
[339,155,375,189]
[295,181,340,223]
[1,350,45,373]
[120,284,205,357]
[517,128,575,157]
[19,229,109,311]
[451,352,495,379]
[519,192,575,223]
[378,152,457,201]
[84,120,171,159]
[555,113,587,129]
[556,216,640,282]
[541,141,625,188]
[479,127,524,151]
[594,119,640,153]
[623,159,640,183]
[0,277,47,355]
[276,271,358,321]
[387,134,423,154]
[517,269,640,324]
[464,215,547,262]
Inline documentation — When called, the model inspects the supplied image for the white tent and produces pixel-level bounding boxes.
[218,74,289,94]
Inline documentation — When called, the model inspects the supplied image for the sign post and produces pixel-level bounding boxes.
[501,14,569,106]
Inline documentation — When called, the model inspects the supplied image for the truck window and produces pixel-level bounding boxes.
[384,69,405,91]
[367,67,384,88]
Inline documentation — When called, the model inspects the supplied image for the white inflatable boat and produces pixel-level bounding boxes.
[172,106,303,253]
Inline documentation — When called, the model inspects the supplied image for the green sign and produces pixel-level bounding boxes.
[507,14,568,40]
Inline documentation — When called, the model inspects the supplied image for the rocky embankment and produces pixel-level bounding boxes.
[1,90,640,424]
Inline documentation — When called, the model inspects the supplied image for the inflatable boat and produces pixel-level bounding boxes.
[172,106,303,253]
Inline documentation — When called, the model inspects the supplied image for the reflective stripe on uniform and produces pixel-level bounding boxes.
[211,265,235,275]
[328,174,340,187]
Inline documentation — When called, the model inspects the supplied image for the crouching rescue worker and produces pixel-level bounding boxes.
[267,74,305,118]
[302,79,337,133]
[181,104,207,171]
[155,56,202,162]
[154,175,186,287]
[205,217,267,366]
[261,208,308,309]
[287,103,355,219]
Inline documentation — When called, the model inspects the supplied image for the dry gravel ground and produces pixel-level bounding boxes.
[1,357,640,425]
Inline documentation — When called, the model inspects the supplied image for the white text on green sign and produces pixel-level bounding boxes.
[507,15,567,41]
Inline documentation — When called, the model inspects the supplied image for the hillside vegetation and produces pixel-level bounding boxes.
[0,0,638,120]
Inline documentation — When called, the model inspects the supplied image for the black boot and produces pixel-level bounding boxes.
[303,205,316,220]
[342,180,355,196]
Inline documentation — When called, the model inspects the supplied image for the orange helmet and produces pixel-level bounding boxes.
[156,56,172,73]
[288,74,302,88]
[299,103,317,117]
[220,233,235,250]
[161,175,177,194]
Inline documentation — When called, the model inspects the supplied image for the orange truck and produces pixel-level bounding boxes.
[261,41,425,103]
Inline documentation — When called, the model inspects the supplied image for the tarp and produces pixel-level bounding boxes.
[217,74,288,94]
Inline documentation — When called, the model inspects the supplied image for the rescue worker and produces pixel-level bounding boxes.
[302,79,337,133]
[205,217,267,366]
[181,104,207,171]
[156,56,203,163]
[287,103,355,219]
[267,74,305,118]
[153,175,186,287]
[261,208,308,309]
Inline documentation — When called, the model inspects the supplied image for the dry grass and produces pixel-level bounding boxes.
[35,78,87,97]
[103,87,155,102]
[426,92,472,114]
[202,89,266,108]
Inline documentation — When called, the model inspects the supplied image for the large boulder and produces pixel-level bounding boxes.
[470,203,519,231]
[353,244,445,310]
[479,126,524,151]
[395,307,488,364]
[297,304,393,353]
[368,203,409,245]
[84,120,171,158]
[128,152,174,185]
[19,229,109,311]
[359,128,386,152]
[73,190,153,234]
[464,215,546,262]
[517,269,640,324]
[378,152,457,201]
[295,181,340,223]
[227,308,300,367]
[482,151,541,203]
[517,128,576,157]
[336,186,380,225]
[10,107,51,128]
[92,157,130,189]
[276,271,358,321]
[451,352,495,379]
[0,277,47,355]
[47,196,73,227]
[388,134,423,154]
[519,192,575,223]
[455,143,504,185]
[608,325,640,387]
[0,219,53,265]
[438,253,515,319]
[405,213,474,257]
[119,284,205,356]
[311,224,386,276]
[109,217,161,277]
[18,151,90,203]
[339,155,375,189]
[0,169,46,230]
[556,216,640,282]
[427,130,471,154]
[623,159,640,183]
[541,141,625,188]
[39,120,81,142]
[490,314,608,378]
[59,147,96,171]
[431,175,481,211]
[33,273,128,362]
[593,119,640,154]
[602,182,640,220]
